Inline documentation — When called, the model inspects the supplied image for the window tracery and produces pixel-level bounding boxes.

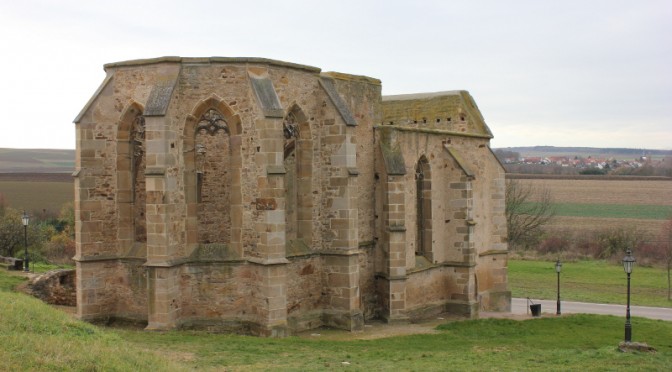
[283,112,299,140]
[132,115,145,158]
[197,109,229,135]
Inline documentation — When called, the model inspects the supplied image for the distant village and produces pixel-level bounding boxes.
[505,154,657,170]
[494,148,672,177]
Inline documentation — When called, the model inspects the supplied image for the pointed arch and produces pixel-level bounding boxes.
[116,100,146,254]
[415,155,432,260]
[283,103,313,250]
[183,95,243,257]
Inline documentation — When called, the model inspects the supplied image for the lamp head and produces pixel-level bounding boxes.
[622,249,635,274]
[21,211,29,226]
[555,259,562,273]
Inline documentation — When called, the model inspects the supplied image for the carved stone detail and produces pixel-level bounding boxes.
[195,144,206,173]
[132,115,145,158]
[283,112,299,140]
[197,109,229,135]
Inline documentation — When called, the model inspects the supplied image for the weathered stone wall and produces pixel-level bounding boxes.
[76,260,147,322]
[327,73,381,245]
[75,63,177,261]
[358,243,377,320]
[74,57,509,335]
[405,268,452,314]
[28,269,76,306]
[115,260,148,321]
[373,91,509,320]
[475,149,510,311]
[177,263,253,331]
[286,256,324,331]
[196,128,232,245]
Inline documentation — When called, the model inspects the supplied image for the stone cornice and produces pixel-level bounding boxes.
[104,56,322,74]
[321,71,381,86]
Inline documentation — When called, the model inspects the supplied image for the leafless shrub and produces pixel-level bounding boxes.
[506,179,556,250]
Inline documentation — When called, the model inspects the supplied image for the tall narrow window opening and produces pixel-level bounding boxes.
[415,157,432,258]
[283,107,312,252]
[131,115,147,243]
[195,109,230,245]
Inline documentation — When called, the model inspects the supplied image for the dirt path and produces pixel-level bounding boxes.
[296,312,531,341]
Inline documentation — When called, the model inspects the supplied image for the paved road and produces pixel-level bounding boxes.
[512,298,672,321]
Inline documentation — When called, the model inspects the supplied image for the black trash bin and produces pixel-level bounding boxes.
[530,303,541,317]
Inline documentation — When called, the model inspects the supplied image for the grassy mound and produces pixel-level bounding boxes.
[0,290,186,371]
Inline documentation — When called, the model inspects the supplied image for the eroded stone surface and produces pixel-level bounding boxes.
[28,269,76,306]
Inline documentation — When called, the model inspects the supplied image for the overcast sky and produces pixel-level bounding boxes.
[1,0,670,150]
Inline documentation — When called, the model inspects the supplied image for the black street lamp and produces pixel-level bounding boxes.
[555,259,562,315]
[21,211,30,272]
[622,249,636,343]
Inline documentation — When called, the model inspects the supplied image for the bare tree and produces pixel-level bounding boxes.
[0,208,25,257]
[506,179,556,250]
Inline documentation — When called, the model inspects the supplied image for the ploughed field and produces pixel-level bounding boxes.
[0,173,73,213]
[516,176,672,236]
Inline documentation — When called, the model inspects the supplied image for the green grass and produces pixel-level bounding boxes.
[0,271,26,291]
[0,181,73,213]
[510,259,672,307]
[114,315,672,371]
[0,262,74,292]
[1,268,672,370]
[0,290,187,371]
[30,262,75,273]
[523,202,672,220]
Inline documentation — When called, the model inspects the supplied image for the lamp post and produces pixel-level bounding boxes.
[555,259,562,315]
[622,249,636,343]
[21,211,30,272]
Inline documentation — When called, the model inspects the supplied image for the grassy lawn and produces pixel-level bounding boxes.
[509,259,672,308]
[0,270,26,291]
[523,202,672,220]
[2,285,671,371]
[113,316,672,371]
[1,266,672,370]
[0,291,185,371]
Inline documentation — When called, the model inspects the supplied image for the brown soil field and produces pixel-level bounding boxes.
[0,173,73,214]
[514,177,672,238]
[520,179,672,205]
[0,173,72,182]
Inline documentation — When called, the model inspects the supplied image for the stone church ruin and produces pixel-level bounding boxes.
[74,56,510,336]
